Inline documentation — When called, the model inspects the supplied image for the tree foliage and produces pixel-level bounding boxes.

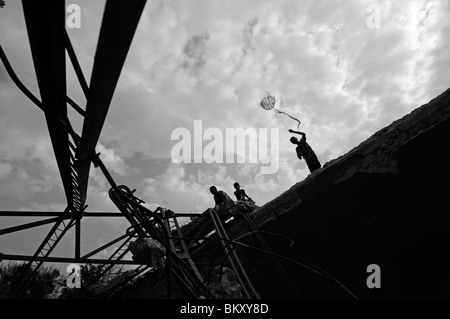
[0,261,126,299]
[0,262,61,299]
[59,263,124,299]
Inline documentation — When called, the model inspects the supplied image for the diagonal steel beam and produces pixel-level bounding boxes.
[12,210,77,297]
[0,216,72,236]
[76,0,147,206]
[0,211,124,217]
[22,1,80,211]
[0,254,141,265]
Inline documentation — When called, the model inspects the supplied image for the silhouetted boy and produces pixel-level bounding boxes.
[289,129,321,173]
[210,186,234,212]
[233,182,252,202]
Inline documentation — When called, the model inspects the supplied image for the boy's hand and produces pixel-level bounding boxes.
[288,129,294,133]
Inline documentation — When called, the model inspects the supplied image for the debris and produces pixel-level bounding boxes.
[129,238,166,269]
[207,266,242,299]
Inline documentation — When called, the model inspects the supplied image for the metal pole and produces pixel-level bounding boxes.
[0,253,141,265]
[75,216,81,259]
[0,216,72,236]
[81,233,130,260]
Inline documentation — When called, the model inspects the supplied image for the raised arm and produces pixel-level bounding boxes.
[288,129,306,138]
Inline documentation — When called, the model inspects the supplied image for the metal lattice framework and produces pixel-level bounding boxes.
[0,0,152,297]
[0,0,269,299]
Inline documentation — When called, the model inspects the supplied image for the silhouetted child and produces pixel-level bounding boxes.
[210,186,234,212]
[233,182,252,201]
[289,129,321,173]
[233,182,257,211]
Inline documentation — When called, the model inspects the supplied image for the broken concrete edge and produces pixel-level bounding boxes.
[129,238,167,269]
[250,88,450,228]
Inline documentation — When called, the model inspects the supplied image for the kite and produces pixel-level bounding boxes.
[259,92,301,128]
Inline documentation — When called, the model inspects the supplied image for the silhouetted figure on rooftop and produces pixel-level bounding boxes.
[233,182,257,211]
[209,186,234,212]
[289,129,321,173]
[233,182,252,202]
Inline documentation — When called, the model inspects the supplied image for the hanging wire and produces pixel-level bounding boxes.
[219,229,359,299]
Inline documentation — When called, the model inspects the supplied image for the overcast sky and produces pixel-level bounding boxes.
[1,1,449,266]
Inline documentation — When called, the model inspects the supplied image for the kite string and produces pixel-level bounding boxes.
[273,109,301,128]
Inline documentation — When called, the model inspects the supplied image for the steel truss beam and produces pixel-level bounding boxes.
[76,0,147,206]
[23,1,82,212]
[0,254,141,265]
[0,0,250,300]
[0,216,72,236]
[0,0,147,296]
[0,211,124,217]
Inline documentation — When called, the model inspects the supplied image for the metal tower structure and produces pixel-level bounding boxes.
[0,0,266,299]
